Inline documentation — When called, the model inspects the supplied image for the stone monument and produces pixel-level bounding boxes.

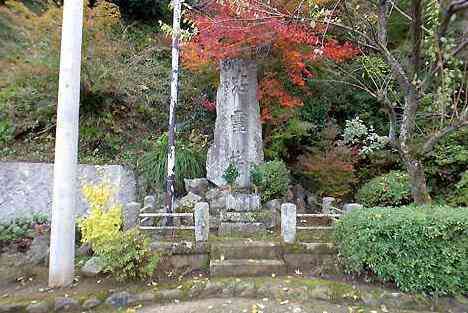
[206,59,264,188]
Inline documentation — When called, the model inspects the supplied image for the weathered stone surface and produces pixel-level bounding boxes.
[149,241,209,255]
[211,241,283,260]
[283,254,338,273]
[308,285,331,301]
[54,297,80,312]
[24,234,49,265]
[178,192,203,210]
[265,199,281,228]
[158,254,209,274]
[284,242,336,254]
[210,215,220,229]
[0,303,26,313]
[205,188,228,213]
[281,203,296,243]
[200,281,223,298]
[76,243,92,257]
[225,193,261,212]
[105,291,136,308]
[206,59,264,188]
[210,259,286,277]
[144,195,156,208]
[187,282,206,298]
[287,184,307,213]
[82,297,101,309]
[0,162,136,223]
[343,203,363,213]
[184,178,210,196]
[26,302,49,313]
[156,289,183,301]
[305,191,320,211]
[322,197,336,214]
[194,202,210,242]
[218,222,267,236]
[220,211,257,223]
[81,256,105,277]
[123,201,140,230]
[135,292,154,302]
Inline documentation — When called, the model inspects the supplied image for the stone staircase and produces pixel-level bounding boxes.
[210,241,287,277]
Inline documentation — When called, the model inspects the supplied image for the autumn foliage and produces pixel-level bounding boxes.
[182,0,359,118]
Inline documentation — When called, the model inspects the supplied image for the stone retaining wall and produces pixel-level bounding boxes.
[0,162,136,223]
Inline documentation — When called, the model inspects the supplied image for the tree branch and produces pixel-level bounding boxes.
[422,117,468,154]
[439,0,468,38]
[410,0,423,77]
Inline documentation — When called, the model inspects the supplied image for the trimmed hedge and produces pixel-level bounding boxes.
[334,205,468,295]
[356,171,412,207]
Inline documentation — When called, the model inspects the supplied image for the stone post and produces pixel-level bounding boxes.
[281,203,296,244]
[195,202,210,242]
[123,202,141,230]
[143,196,156,210]
[265,199,281,228]
[322,197,336,214]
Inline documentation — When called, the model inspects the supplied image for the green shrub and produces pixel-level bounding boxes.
[0,213,48,243]
[356,171,411,207]
[251,160,290,202]
[99,228,159,282]
[0,118,14,145]
[334,205,468,295]
[140,133,206,194]
[223,162,239,188]
[448,171,468,207]
[426,130,468,198]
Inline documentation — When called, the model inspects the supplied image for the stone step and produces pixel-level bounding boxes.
[210,259,286,277]
[218,222,267,236]
[211,241,283,260]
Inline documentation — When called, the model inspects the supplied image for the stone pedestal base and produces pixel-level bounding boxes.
[218,222,267,236]
[218,192,267,236]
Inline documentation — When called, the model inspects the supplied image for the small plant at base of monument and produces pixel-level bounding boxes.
[251,160,289,202]
[223,162,240,191]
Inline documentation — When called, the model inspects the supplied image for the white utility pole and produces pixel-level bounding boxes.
[49,0,84,287]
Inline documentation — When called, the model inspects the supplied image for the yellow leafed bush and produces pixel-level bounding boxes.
[79,182,122,254]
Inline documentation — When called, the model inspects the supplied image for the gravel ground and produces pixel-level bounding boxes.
[136,297,434,313]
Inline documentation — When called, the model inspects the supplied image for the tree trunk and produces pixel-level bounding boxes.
[49,0,84,287]
[165,0,182,223]
[399,93,432,205]
[403,157,432,205]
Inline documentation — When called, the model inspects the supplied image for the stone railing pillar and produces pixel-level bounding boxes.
[322,197,336,214]
[195,202,210,242]
[123,202,141,230]
[281,203,296,244]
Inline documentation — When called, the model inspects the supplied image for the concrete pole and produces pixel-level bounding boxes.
[48,0,84,287]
